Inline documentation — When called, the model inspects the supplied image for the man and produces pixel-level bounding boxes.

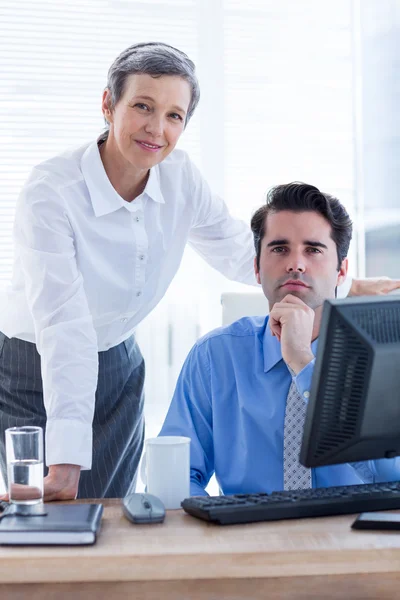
[159,182,400,496]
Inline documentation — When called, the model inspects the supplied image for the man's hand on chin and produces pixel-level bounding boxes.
[350,276,400,296]
[269,294,315,375]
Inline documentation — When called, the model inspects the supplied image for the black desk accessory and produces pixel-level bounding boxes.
[0,501,103,545]
[352,512,400,531]
[182,481,400,525]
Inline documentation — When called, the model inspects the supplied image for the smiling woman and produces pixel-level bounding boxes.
[0,42,256,503]
[99,73,192,201]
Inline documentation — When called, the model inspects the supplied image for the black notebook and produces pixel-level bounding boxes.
[0,502,103,546]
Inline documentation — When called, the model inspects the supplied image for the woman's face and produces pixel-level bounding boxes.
[102,73,191,170]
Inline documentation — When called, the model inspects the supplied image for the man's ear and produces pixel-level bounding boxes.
[254,256,261,285]
[101,89,114,124]
[336,257,348,287]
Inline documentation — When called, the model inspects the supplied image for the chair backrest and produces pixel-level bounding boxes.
[221,291,269,326]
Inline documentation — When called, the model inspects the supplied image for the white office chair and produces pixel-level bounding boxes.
[221,291,269,326]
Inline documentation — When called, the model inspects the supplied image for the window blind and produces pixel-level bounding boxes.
[0,0,361,284]
[0,0,201,281]
[222,0,358,262]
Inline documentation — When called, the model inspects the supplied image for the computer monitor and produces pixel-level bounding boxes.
[300,296,400,468]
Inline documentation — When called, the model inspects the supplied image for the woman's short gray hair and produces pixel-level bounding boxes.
[105,42,200,127]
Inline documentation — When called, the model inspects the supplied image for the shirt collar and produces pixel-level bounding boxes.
[145,165,165,205]
[262,316,319,373]
[81,139,165,218]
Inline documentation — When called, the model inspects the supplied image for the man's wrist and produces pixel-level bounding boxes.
[287,352,315,375]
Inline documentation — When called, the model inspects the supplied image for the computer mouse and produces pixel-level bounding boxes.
[122,492,165,524]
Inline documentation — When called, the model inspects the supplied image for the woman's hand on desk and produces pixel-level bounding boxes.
[43,464,80,501]
[0,464,80,502]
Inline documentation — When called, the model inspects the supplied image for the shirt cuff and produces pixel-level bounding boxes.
[46,418,93,470]
[337,275,353,298]
[294,359,315,402]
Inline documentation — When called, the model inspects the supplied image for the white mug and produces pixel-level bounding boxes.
[141,436,190,509]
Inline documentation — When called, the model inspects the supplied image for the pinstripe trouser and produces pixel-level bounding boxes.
[0,332,145,499]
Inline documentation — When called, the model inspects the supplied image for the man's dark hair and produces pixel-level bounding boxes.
[250,182,353,270]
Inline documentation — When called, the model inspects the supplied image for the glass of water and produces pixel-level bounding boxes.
[5,426,44,505]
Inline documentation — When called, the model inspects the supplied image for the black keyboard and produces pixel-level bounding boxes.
[181,481,400,525]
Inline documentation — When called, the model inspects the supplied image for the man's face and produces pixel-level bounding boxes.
[254,210,348,310]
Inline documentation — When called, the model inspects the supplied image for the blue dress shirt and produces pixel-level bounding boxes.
[159,316,400,496]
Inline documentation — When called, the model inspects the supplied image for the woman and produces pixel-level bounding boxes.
[0,42,257,501]
[0,42,397,501]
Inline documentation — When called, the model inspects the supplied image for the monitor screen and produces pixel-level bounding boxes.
[300,296,400,468]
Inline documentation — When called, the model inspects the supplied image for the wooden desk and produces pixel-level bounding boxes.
[1,499,400,599]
